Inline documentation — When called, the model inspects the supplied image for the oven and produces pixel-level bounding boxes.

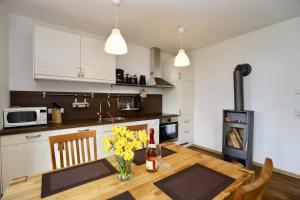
[159,117,178,143]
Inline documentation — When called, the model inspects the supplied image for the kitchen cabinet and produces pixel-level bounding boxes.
[178,80,193,118]
[162,56,194,145]
[178,117,194,145]
[81,36,115,83]
[1,140,51,191]
[34,26,81,79]
[96,124,115,159]
[34,25,116,83]
[0,119,159,191]
[0,126,94,191]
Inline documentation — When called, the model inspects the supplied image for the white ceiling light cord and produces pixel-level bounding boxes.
[180,33,183,50]
[104,0,128,55]
[174,26,190,67]
[115,6,118,28]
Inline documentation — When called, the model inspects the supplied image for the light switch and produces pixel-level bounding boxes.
[295,108,300,118]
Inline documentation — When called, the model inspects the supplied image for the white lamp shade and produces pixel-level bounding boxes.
[105,28,128,55]
[174,49,190,67]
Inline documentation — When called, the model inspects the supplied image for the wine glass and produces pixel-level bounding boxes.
[156,144,162,166]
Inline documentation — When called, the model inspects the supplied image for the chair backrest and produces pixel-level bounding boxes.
[49,130,97,170]
[234,158,273,200]
[126,124,148,147]
[126,124,148,132]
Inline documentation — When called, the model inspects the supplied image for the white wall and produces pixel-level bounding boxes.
[9,14,161,94]
[0,4,9,129]
[0,2,9,194]
[191,16,300,175]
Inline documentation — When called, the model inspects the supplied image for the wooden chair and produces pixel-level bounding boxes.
[234,158,273,200]
[126,124,148,132]
[49,130,97,170]
[127,124,148,147]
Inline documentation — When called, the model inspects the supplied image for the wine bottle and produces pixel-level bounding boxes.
[146,128,158,172]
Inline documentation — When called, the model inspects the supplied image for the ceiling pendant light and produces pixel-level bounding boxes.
[174,26,190,67]
[105,0,128,55]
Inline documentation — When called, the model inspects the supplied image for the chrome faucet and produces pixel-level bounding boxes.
[97,99,111,122]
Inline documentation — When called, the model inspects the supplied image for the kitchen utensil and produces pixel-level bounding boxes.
[139,75,146,85]
[140,88,147,98]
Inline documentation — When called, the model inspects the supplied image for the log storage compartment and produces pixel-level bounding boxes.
[226,127,244,150]
[222,110,254,168]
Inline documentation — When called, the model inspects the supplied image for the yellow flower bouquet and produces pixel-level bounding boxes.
[102,126,149,181]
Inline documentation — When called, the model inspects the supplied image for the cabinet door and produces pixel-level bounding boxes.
[178,80,194,117]
[98,130,115,159]
[178,67,193,81]
[81,36,116,83]
[97,125,115,159]
[34,26,80,78]
[178,118,194,145]
[1,141,51,191]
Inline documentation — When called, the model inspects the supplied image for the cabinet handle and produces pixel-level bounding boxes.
[178,72,182,80]
[78,129,90,132]
[77,67,82,78]
[81,68,85,78]
[103,131,111,133]
[184,120,190,123]
[25,134,41,139]
[184,130,190,133]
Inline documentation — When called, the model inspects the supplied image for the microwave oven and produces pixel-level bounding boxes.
[3,107,47,128]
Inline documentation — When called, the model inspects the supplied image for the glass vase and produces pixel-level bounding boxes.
[115,156,133,182]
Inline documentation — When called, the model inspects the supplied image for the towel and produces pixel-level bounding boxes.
[166,124,176,135]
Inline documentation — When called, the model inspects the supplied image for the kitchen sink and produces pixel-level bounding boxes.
[103,117,127,122]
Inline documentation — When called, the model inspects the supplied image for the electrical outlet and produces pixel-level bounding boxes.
[48,108,64,114]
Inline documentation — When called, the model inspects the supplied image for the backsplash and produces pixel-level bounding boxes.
[10,91,162,122]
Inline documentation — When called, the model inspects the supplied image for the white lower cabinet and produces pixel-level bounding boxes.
[96,124,114,159]
[0,119,159,192]
[0,127,84,191]
[1,140,51,190]
[177,117,194,145]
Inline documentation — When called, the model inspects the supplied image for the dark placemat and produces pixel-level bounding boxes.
[154,163,235,200]
[133,146,176,166]
[41,159,117,198]
[108,191,135,200]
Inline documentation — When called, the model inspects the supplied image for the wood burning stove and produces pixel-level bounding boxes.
[222,110,254,168]
[222,64,254,169]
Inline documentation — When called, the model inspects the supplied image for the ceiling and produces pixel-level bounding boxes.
[3,0,300,53]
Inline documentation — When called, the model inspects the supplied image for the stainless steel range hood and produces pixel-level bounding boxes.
[148,47,174,88]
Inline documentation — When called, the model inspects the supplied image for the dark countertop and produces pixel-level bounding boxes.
[0,113,178,136]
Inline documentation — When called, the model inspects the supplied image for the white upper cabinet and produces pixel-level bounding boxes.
[34,25,116,83]
[81,36,116,83]
[34,26,81,79]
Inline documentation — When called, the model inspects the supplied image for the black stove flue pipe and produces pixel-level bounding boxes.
[234,64,252,111]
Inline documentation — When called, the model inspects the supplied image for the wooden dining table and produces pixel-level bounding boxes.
[2,143,254,200]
